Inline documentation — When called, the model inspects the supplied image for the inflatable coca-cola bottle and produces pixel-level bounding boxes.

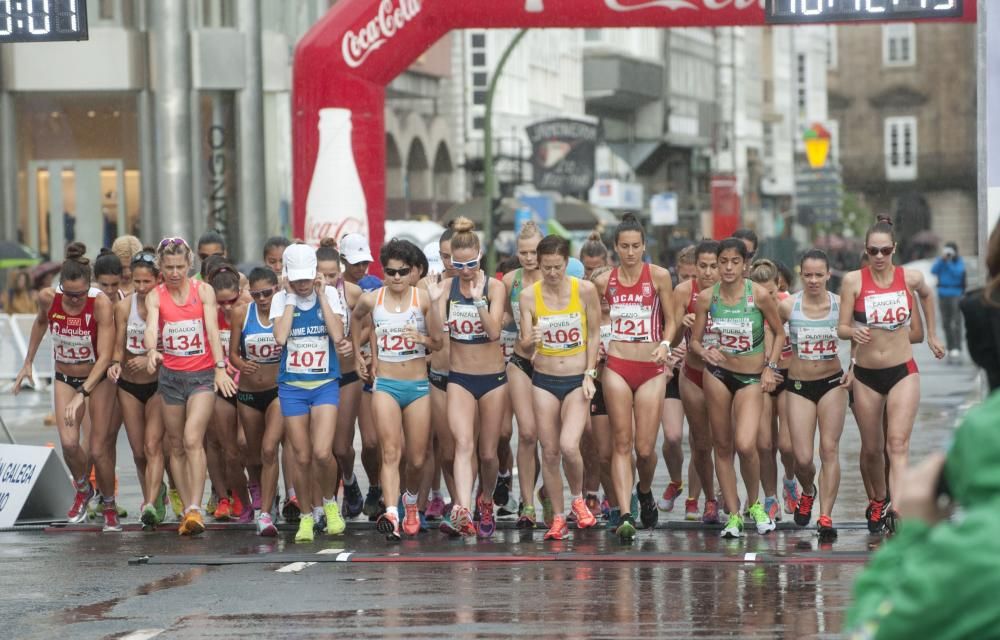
[305,108,368,246]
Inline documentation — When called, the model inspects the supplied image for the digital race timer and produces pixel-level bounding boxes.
[0,0,87,43]
[766,0,963,24]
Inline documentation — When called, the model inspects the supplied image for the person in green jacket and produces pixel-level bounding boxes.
[846,389,1000,639]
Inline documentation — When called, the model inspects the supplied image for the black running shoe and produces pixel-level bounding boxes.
[867,498,886,534]
[817,515,838,542]
[364,486,385,521]
[342,479,364,519]
[493,474,511,507]
[637,484,658,529]
[794,491,815,527]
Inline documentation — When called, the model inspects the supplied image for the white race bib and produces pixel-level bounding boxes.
[501,328,517,361]
[448,303,487,341]
[538,313,584,352]
[714,318,753,354]
[220,329,231,356]
[162,319,205,357]
[126,324,147,355]
[244,333,281,364]
[863,290,910,331]
[376,323,424,360]
[796,327,839,361]
[702,317,719,349]
[610,304,652,342]
[53,332,95,364]
[285,336,330,375]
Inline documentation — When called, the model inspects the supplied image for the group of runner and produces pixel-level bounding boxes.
[12,212,944,543]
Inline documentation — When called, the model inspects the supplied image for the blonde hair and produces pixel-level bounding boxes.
[156,237,193,268]
[580,230,609,261]
[749,259,778,284]
[677,245,696,266]
[450,216,480,253]
[111,235,142,264]
[518,220,543,241]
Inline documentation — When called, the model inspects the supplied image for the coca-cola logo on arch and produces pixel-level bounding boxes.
[342,0,422,69]
[525,0,760,11]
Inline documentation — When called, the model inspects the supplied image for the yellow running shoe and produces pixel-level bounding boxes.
[295,515,315,543]
[168,488,184,521]
[324,502,346,535]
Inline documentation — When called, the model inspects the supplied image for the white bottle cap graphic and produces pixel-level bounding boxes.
[305,108,369,247]
[524,0,544,12]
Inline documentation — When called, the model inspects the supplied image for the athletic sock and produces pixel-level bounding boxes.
[386,506,399,519]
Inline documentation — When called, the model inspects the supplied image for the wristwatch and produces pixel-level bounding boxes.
[216,360,227,370]
[766,361,780,372]
[79,386,91,398]
[473,297,488,309]
[585,368,599,380]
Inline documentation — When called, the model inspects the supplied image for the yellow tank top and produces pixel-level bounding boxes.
[533,277,587,357]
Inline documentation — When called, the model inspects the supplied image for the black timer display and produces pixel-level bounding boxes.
[766,0,963,24]
[0,0,87,43]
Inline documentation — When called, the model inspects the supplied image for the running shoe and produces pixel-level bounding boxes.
[657,481,683,512]
[257,512,278,537]
[477,495,496,538]
[607,507,622,530]
[585,494,601,518]
[324,502,346,535]
[749,501,777,535]
[883,507,898,536]
[168,488,184,521]
[67,485,95,524]
[115,503,128,518]
[282,496,301,524]
[493,474,511,508]
[817,515,837,542]
[543,515,570,541]
[141,503,158,531]
[516,504,537,529]
[419,510,429,533]
[637,484,658,529]
[214,497,233,521]
[764,496,781,523]
[538,487,554,528]
[86,490,102,521]
[684,498,700,521]
[720,512,744,539]
[248,482,262,511]
[154,482,168,524]
[453,505,477,537]
[867,498,886,534]
[237,505,255,524]
[102,504,122,533]
[206,490,219,515]
[313,511,327,534]
[702,499,721,525]
[794,491,816,527]
[342,479,365,519]
[571,497,598,529]
[439,513,460,537]
[425,493,446,521]
[376,512,402,541]
[402,497,421,537]
[232,495,246,520]
[179,509,205,536]
[601,497,611,519]
[782,477,801,515]
[295,514,315,543]
[615,513,637,541]
[364,486,385,521]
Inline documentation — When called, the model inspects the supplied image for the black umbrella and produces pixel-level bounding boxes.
[0,241,40,269]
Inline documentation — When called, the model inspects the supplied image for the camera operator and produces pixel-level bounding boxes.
[846,390,1000,639]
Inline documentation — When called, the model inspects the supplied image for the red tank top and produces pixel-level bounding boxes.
[49,288,99,365]
[604,263,662,343]
[158,279,214,372]
[853,267,913,331]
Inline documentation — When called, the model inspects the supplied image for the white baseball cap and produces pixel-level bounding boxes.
[283,243,317,282]
[340,233,374,264]
[424,242,444,274]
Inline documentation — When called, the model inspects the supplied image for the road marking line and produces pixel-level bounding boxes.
[744,553,758,562]
[316,548,344,555]
[120,630,165,640]
[276,561,316,573]
[336,552,353,562]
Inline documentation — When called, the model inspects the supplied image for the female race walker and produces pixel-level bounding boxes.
[271,243,349,543]
[838,216,944,533]
[426,217,508,538]
[145,237,237,536]
[689,238,785,538]
[518,235,601,540]
[109,251,168,530]
[669,239,721,524]
[593,214,676,541]
[780,249,850,542]
[15,243,117,529]
[502,221,544,527]
[353,239,440,540]
[229,267,285,536]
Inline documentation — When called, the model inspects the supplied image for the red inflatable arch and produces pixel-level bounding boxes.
[292,0,976,262]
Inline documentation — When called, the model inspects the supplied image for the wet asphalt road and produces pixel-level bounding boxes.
[0,348,984,639]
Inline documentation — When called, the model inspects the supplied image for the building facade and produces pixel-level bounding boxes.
[827,23,977,257]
